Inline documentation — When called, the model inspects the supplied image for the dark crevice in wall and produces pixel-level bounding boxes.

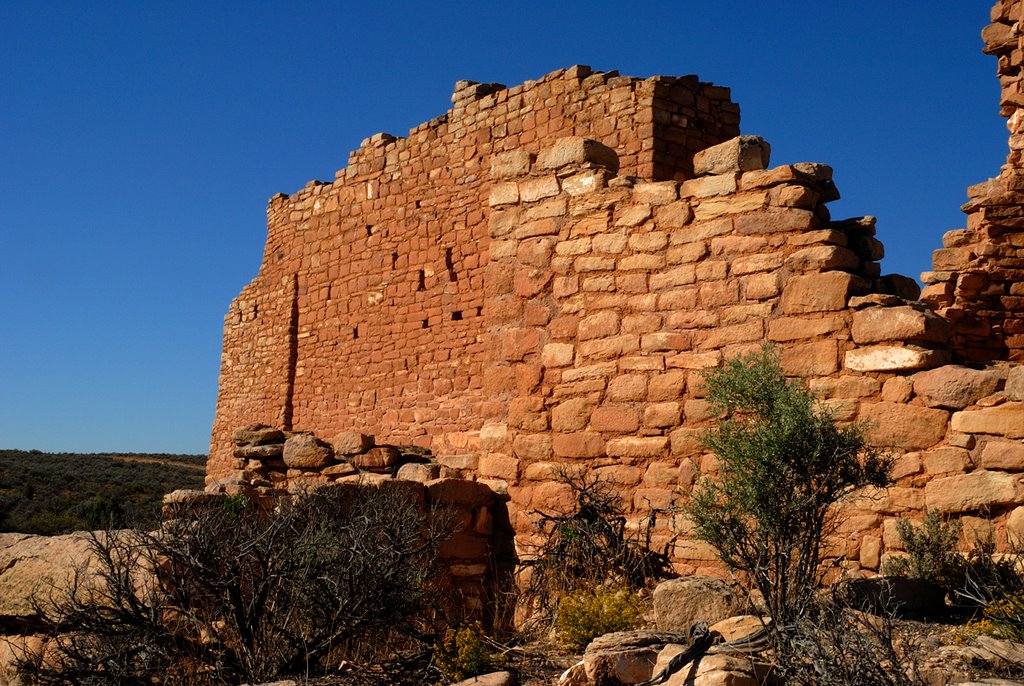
[281,274,299,431]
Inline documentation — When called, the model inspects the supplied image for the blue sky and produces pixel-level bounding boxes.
[0,1,1005,454]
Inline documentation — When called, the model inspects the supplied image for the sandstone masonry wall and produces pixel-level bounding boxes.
[923,0,1024,363]
[211,15,1024,581]
[210,67,739,481]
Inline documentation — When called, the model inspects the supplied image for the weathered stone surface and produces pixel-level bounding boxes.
[232,424,285,446]
[653,576,744,631]
[653,648,759,686]
[1007,366,1024,401]
[951,403,1024,438]
[913,365,1002,409]
[330,431,374,455]
[925,470,1020,512]
[450,671,514,686]
[845,345,950,372]
[851,306,951,344]
[234,443,284,459]
[0,532,96,622]
[781,272,865,314]
[282,433,334,469]
[859,402,949,451]
[537,136,618,171]
[583,646,658,686]
[980,438,1024,470]
[396,462,441,482]
[693,136,771,176]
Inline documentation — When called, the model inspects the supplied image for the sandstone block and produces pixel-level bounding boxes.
[780,339,838,376]
[785,245,860,272]
[922,446,970,474]
[551,398,593,432]
[353,446,400,470]
[606,436,669,458]
[859,402,949,451]
[693,135,771,176]
[851,306,951,345]
[232,424,285,446]
[283,433,335,469]
[552,432,606,457]
[680,173,737,198]
[913,365,1002,409]
[583,646,658,686]
[591,405,640,432]
[1007,366,1024,401]
[652,576,744,631]
[518,176,560,203]
[330,431,374,456]
[479,453,519,480]
[234,443,284,459]
[512,433,552,461]
[644,402,682,427]
[536,136,618,171]
[781,272,865,314]
[980,438,1024,470]
[396,462,441,482]
[925,470,1019,512]
[488,182,519,207]
[490,150,532,178]
[951,403,1024,439]
[844,345,950,372]
[579,311,620,340]
[655,649,759,686]
[633,181,679,205]
[507,397,548,431]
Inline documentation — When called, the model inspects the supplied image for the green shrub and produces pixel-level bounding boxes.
[553,588,643,649]
[432,622,495,683]
[686,345,892,624]
[883,509,964,592]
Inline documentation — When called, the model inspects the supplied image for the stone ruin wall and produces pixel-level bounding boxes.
[210,1,1024,582]
[209,67,740,481]
[924,0,1024,363]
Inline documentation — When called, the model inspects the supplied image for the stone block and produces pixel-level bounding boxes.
[551,398,593,432]
[490,150,533,178]
[912,365,1001,409]
[606,436,669,458]
[1007,366,1024,401]
[552,432,606,458]
[330,431,374,456]
[785,245,860,272]
[780,339,838,376]
[922,446,970,474]
[859,402,949,451]
[851,306,951,345]
[512,434,552,461]
[652,576,745,631]
[396,462,441,482]
[479,453,519,480]
[579,311,620,340]
[693,135,771,176]
[781,272,866,314]
[353,446,400,470]
[283,433,334,469]
[979,438,1024,470]
[536,136,619,171]
[951,403,1024,438]
[844,345,950,373]
[591,405,640,433]
[925,470,1019,512]
[232,424,284,446]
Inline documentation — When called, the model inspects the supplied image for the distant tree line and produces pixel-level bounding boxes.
[0,449,205,534]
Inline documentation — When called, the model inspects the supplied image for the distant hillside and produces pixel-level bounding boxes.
[0,449,206,535]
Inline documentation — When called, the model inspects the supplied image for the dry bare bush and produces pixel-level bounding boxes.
[16,482,452,685]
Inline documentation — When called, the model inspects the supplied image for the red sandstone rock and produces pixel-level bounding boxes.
[330,431,374,456]
[925,470,1020,513]
[912,365,1002,409]
[781,272,865,314]
[282,433,334,469]
[693,136,771,176]
[851,306,951,345]
[352,446,400,470]
[859,402,949,451]
[845,345,950,373]
[951,403,1024,438]
[232,424,285,446]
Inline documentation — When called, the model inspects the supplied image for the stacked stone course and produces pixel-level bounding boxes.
[923,0,1024,363]
[211,6,1024,583]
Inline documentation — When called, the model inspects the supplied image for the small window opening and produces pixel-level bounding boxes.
[422,319,429,329]
[452,310,463,321]
[417,270,425,291]
[391,251,398,269]
[445,247,457,281]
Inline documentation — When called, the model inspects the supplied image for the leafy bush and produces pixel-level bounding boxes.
[432,622,497,683]
[883,509,964,592]
[17,483,452,685]
[553,587,643,649]
[686,345,892,624]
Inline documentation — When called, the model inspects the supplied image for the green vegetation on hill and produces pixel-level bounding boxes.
[0,449,206,535]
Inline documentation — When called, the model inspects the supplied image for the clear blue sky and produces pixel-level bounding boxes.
[0,1,1006,454]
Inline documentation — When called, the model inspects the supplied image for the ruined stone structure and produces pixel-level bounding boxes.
[210,2,1024,580]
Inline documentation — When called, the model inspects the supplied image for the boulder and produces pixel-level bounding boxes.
[282,433,334,469]
[231,424,285,446]
[330,431,374,456]
[653,647,759,686]
[583,645,658,686]
[851,306,950,345]
[0,532,97,625]
[913,366,1002,409]
[653,576,745,632]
